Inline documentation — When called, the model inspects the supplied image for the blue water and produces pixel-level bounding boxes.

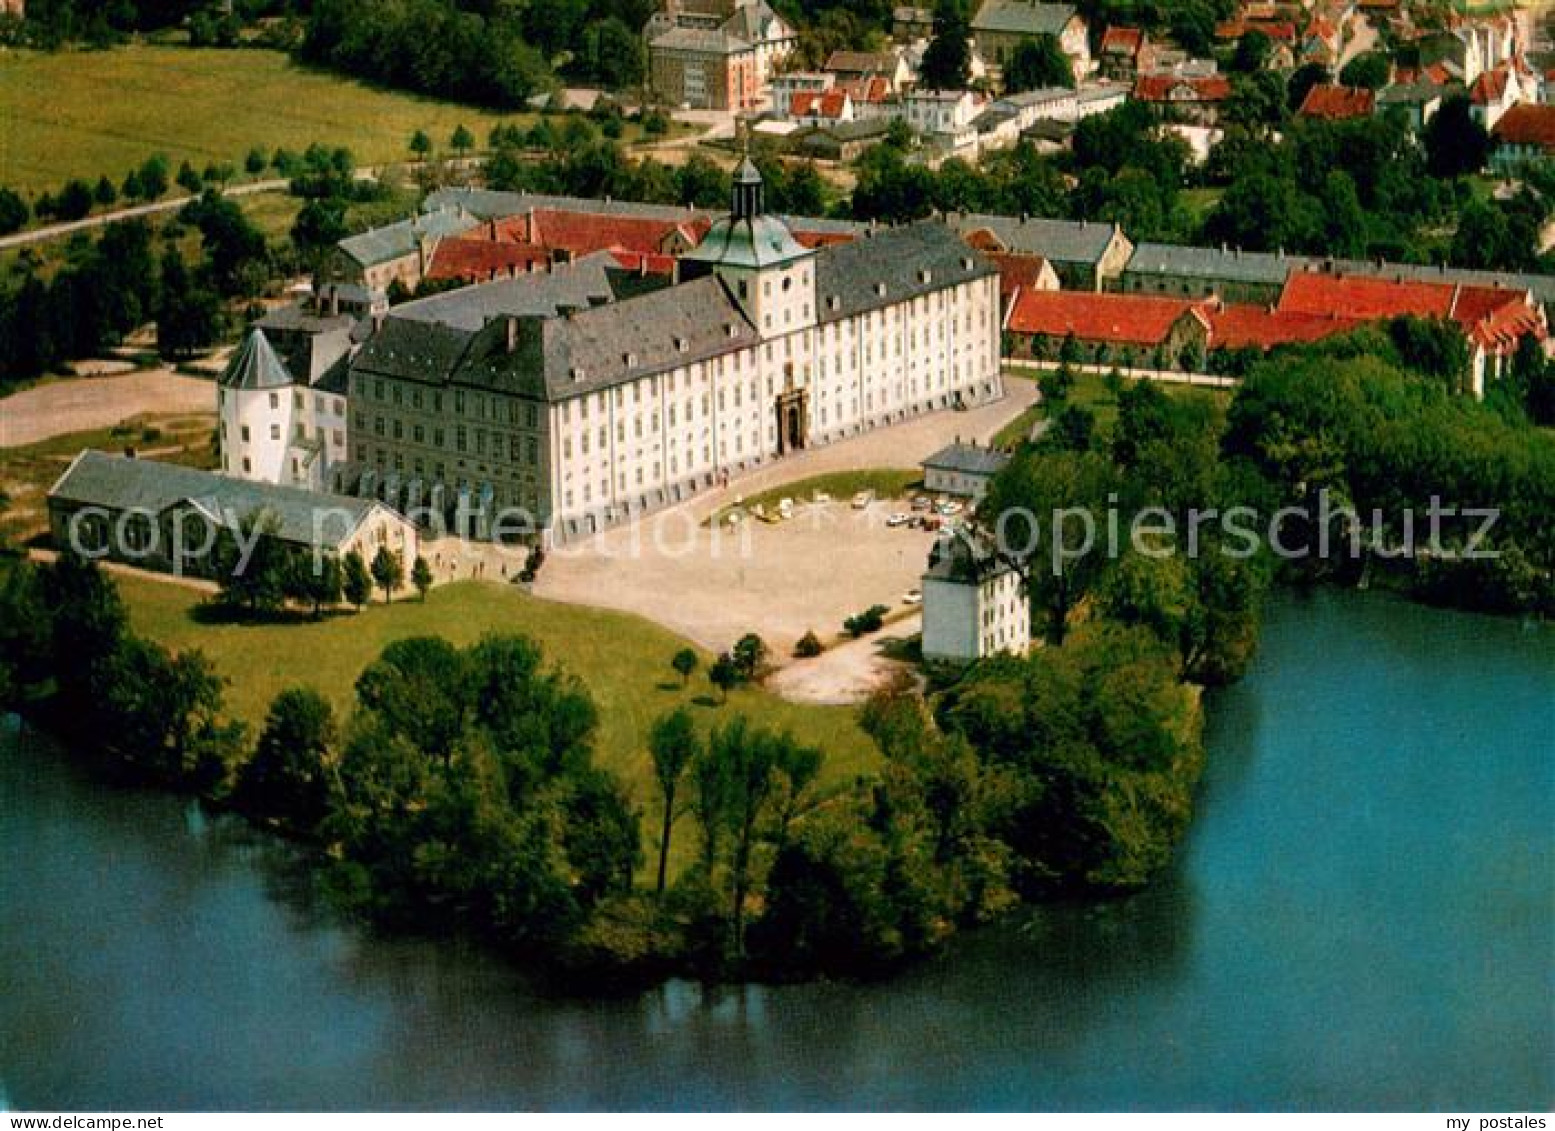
[1,591,1551,1110]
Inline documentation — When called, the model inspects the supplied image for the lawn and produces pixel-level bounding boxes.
[0,45,541,194]
[995,367,1229,448]
[116,574,882,816]
[708,468,922,525]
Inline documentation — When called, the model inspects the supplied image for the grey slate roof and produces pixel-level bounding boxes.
[650,25,750,53]
[1123,241,1555,306]
[948,212,1122,266]
[921,441,1010,477]
[814,221,998,323]
[923,527,1013,584]
[971,0,1078,36]
[1124,241,1316,286]
[220,329,293,391]
[49,451,390,548]
[387,253,616,331]
[337,208,480,268]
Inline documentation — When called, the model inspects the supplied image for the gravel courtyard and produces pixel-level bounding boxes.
[525,381,1038,699]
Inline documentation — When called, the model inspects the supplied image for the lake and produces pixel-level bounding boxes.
[1,590,1551,1110]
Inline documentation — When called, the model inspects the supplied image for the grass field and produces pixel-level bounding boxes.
[116,575,882,815]
[709,468,922,525]
[995,367,1230,448]
[0,45,542,194]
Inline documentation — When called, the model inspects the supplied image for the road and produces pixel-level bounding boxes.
[0,180,290,252]
[1337,12,1377,71]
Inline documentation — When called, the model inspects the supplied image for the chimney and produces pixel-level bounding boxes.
[506,316,519,353]
[329,287,340,317]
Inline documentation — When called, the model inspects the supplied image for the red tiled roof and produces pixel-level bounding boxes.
[988,252,1056,298]
[791,228,856,249]
[527,209,710,257]
[1251,19,1297,42]
[1470,66,1510,105]
[1101,26,1143,55]
[1005,289,1206,346]
[792,89,850,118]
[1206,303,1360,350]
[425,237,550,283]
[1279,271,1455,321]
[1133,73,1233,103]
[1297,83,1376,120]
[838,75,892,103]
[1492,102,1555,150]
[1277,271,1541,354]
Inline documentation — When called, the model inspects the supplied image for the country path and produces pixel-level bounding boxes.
[0,368,215,448]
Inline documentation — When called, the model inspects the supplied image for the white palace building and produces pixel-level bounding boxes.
[222,162,1004,544]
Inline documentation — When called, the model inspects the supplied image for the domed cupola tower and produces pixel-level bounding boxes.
[682,153,816,334]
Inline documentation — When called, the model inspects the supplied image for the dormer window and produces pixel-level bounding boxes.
[962,256,975,271]
[571,367,586,383]
[875,282,887,297]
[827,295,841,312]
[918,268,932,284]
[623,351,637,368]
[675,336,689,353]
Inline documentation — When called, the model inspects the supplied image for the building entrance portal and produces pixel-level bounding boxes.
[776,388,808,455]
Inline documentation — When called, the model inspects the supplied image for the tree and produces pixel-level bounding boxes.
[671,647,698,687]
[978,448,1121,645]
[245,147,269,176]
[449,124,475,158]
[732,633,768,681]
[236,686,338,831]
[342,549,372,609]
[138,155,170,200]
[1004,34,1072,92]
[1286,63,1328,112]
[411,555,433,601]
[291,197,349,262]
[155,248,221,360]
[649,708,700,893]
[711,718,778,957]
[1339,51,1390,92]
[409,130,433,162]
[176,160,203,195]
[53,179,94,222]
[289,551,343,617]
[919,0,970,91]
[1230,29,1271,74]
[214,510,291,617]
[708,652,739,704]
[1424,95,1489,179]
[93,176,118,207]
[0,188,27,236]
[370,546,404,603]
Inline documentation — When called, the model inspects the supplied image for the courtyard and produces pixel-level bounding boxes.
[429,380,1038,702]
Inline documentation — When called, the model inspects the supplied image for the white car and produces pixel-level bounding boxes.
[886,512,911,528]
[902,589,922,606]
[852,490,875,509]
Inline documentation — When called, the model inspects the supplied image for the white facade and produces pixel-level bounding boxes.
[921,537,1029,664]
[220,383,349,491]
[546,253,1002,535]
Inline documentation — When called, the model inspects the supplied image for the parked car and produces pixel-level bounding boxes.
[911,495,932,512]
[902,588,922,605]
[935,500,963,517]
[886,512,911,528]
[852,490,874,509]
[778,497,794,520]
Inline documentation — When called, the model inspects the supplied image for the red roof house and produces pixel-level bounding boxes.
[1297,84,1377,121]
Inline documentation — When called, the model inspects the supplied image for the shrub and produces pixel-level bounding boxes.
[794,630,824,658]
[843,604,890,638]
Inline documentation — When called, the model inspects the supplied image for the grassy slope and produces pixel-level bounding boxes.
[995,368,1230,448]
[117,575,881,811]
[0,46,537,193]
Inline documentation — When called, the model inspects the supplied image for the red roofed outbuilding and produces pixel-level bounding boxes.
[1003,288,1211,368]
[1296,84,1376,121]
